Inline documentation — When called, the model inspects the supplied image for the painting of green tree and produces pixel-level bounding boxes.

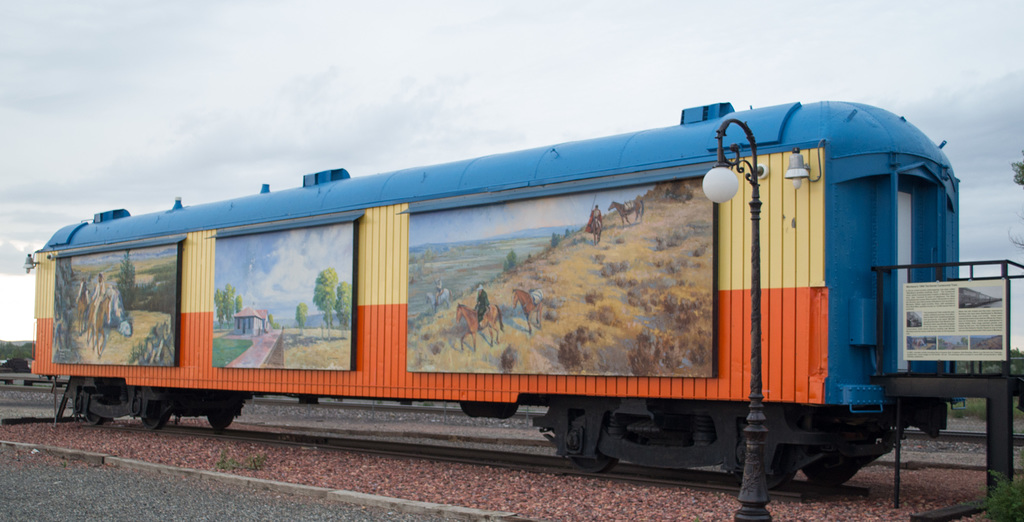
[52,244,179,366]
[212,223,355,370]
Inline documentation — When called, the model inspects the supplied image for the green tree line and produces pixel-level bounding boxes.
[214,267,352,338]
[0,341,34,359]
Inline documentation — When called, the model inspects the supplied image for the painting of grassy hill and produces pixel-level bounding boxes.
[407,178,714,377]
[52,244,179,366]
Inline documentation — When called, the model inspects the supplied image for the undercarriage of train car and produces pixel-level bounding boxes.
[66,375,949,487]
[68,377,251,432]
[530,395,949,487]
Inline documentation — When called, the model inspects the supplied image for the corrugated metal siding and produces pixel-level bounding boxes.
[33,255,54,319]
[713,148,828,403]
[32,158,829,404]
[718,148,826,292]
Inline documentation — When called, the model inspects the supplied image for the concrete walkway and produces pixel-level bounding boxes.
[0,439,529,521]
[226,331,284,368]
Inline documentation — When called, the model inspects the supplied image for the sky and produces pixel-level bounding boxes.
[2,1,1024,347]
[409,185,650,247]
[215,223,353,320]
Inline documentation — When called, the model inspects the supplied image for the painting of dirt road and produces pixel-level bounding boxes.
[212,223,354,370]
[52,244,180,366]
[407,179,715,377]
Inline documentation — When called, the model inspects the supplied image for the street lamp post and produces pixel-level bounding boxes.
[701,118,771,521]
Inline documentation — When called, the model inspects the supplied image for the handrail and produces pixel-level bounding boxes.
[871,259,1022,377]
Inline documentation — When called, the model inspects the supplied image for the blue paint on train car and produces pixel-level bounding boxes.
[812,102,957,405]
[42,100,958,409]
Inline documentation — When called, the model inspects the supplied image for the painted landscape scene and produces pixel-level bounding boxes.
[212,223,354,370]
[52,244,179,366]
[407,178,715,377]
[970,335,1003,351]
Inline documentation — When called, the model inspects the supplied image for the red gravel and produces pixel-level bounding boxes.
[0,421,988,521]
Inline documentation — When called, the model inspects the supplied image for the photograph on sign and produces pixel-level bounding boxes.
[902,279,1006,361]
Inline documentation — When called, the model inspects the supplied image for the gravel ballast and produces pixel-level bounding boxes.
[0,389,998,521]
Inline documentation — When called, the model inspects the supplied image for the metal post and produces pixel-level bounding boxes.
[736,168,770,521]
[709,119,771,522]
[875,269,886,376]
[893,397,903,508]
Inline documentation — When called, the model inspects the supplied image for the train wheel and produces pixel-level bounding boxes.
[141,408,171,430]
[83,411,108,425]
[732,470,796,490]
[766,471,796,489]
[569,453,619,473]
[801,456,864,487]
[207,411,234,433]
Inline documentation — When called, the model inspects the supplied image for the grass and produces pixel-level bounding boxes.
[280,329,351,369]
[211,337,252,367]
[406,180,715,377]
[215,449,267,471]
[949,398,1024,424]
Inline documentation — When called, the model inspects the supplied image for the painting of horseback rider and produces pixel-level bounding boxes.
[585,204,603,244]
[406,178,714,378]
[475,284,489,323]
[52,244,180,366]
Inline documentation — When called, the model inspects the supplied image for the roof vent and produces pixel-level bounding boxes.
[260,184,270,194]
[680,103,734,125]
[93,208,131,224]
[303,168,350,187]
[172,197,183,210]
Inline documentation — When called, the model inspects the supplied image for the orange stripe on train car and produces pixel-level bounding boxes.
[31,288,828,405]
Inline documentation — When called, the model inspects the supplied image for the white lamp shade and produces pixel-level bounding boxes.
[703,166,739,203]
[784,151,810,189]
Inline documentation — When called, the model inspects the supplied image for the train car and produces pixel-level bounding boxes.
[28,100,957,487]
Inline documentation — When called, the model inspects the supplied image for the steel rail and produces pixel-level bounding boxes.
[85,421,865,502]
[3,381,1019,444]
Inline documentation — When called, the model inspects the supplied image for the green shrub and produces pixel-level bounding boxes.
[984,471,1024,521]
[215,449,266,471]
[948,398,1024,422]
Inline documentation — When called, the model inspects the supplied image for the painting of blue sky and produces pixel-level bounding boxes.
[212,222,354,370]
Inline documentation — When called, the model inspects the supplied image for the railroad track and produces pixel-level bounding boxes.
[85,420,866,502]
[0,374,65,391]
[3,377,1020,445]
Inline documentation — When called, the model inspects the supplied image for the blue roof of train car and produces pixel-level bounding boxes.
[43,100,953,252]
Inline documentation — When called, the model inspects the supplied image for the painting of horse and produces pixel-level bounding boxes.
[52,243,179,366]
[511,288,543,334]
[83,287,133,358]
[74,281,90,333]
[406,178,714,378]
[608,197,644,225]
[425,287,452,312]
[455,303,504,352]
[586,215,602,244]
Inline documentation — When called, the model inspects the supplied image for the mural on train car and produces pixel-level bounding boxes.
[212,223,354,370]
[407,178,715,377]
[52,244,180,366]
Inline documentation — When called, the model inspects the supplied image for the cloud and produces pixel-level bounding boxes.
[4,1,1024,341]
[0,241,35,276]
[897,72,1024,262]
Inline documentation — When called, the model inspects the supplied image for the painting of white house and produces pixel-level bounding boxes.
[212,222,355,370]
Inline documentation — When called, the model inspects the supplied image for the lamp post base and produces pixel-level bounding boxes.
[735,407,771,520]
